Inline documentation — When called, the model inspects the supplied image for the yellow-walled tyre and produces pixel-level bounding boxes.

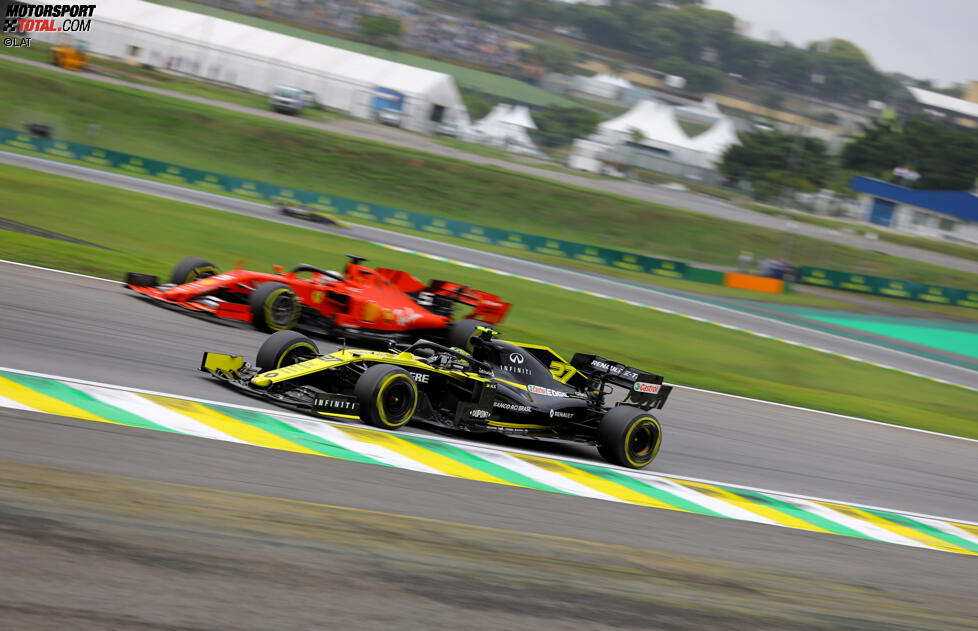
[255,330,319,371]
[597,406,662,469]
[355,365,418,430]
[169,256,219,285]
[249,282,301,332]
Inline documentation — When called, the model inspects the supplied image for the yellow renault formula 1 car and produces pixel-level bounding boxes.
[201,329,672,468]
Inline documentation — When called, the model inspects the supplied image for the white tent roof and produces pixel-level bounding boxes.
[473,104,511,127]
[908,86,978,118]
[498,105,537,129]
[687,117,739,154]
[468,105,542,156]
[598,101,694,149]
[67,0,462,103]
[686,117,740,167]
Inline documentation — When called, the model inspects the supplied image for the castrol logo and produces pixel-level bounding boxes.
[633,382,660,394]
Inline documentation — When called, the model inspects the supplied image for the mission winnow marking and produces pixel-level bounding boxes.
[0,368,975,556]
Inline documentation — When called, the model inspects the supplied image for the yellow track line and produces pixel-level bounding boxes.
[335,425,516,486]
[818,501,976,556]
[675,479,834,534]
[0,375,121,425]
[142,395,321,456]
[515,453,678,511]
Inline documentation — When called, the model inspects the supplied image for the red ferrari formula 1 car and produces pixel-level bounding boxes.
[126,255,510,346]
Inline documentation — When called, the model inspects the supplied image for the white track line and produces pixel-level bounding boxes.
[3,260,975,440]
[5,150,978,383]
[0,367,978,526]
[375,243,978,380]
[2,364,976,528]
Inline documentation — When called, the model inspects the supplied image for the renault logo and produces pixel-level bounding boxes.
[509,352,524,364]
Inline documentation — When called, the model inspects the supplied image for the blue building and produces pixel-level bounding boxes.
[849,176,978,245]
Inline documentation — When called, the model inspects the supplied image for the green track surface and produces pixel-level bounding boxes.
[3,57,977,294]
[804,316,978,359]
[749,304,978,359]
[2,161,977,438]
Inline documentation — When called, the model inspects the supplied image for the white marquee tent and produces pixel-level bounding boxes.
[569,99,740,174]
[464,104,543,157]
[27,0,468,132]
[686,116,740,167]
[593,101,696,158]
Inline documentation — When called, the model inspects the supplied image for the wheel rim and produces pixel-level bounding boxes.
[185,266,216,283]
[383,381,413,419]
[269,294,295,327]
[280,349,315,367]
[628,422,657,462]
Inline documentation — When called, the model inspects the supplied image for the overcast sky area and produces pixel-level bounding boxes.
[705,0,976,88]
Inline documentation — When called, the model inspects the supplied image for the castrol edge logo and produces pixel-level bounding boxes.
[633,381,660,394]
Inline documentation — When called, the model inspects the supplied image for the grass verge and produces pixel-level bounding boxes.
[1,46,341,121]
[4,57,978,292]
[1,161,976,437]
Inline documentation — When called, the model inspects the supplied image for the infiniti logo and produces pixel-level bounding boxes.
[509,352,524,364]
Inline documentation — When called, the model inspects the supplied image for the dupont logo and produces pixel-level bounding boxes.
[633,381,661,394]
[3,3,95,33]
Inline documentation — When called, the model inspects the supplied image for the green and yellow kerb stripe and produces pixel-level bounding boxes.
[1,368,976,556]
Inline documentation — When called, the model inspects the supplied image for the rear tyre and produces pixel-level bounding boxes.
[249,282,301,332]
[255,331,319,371]
[597,406,662,469]
[169,257,219,285]
[355,365,418,430]
[446,319,492,353]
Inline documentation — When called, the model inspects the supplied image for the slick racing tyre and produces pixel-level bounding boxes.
[597,406,662,469]
[355,365,418,430]
[446,319,493,353]
[250,282,301,333]
[255,330,319,371]
[169,256,219,285]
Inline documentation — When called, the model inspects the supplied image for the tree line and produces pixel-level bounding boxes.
[720,116,978,199]
[445,0,903,103]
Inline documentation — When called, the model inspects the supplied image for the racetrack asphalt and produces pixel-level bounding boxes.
[2,150,977,390]
[1,262,975,523]
[3,410,978,630]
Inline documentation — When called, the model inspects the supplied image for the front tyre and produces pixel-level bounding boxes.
[250,282,301,332]
[170,256,219,285]
[597,406,662,469]
[255,330,319,371]
[355,365,418,430]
